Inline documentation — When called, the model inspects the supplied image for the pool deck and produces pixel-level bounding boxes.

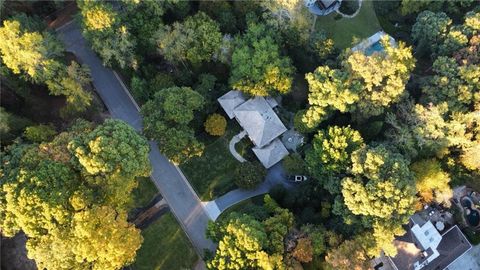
[351,30,395,55]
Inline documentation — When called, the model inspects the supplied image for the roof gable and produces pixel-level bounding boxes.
[233,97,287,148]
[252,139,289,168]
[217,90,246,119]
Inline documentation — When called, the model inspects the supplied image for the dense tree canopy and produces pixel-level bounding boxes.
[302,38,415,127]
[0,15,93,112]
[261,0,313,45]
[141,86,205,164]
[156,12,222,65]
[78,0,136,69]
[306,126,364,194]
[207,196,296,270]
[411,159,452,205]
[342,145,416,220]
[0,119,150,269]
[230,22,294,96]
[324,234,372,270]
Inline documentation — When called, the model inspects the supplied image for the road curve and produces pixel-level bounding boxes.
[56,21,215,254]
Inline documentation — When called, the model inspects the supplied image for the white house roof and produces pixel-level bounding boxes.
[217,90,246,119]
[411,221,442,251]
[252,139,289,168]
[233,97,287,148]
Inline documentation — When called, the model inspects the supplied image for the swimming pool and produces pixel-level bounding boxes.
[364,41,384,56]
[462,196,480,227]
[466,210,480,227]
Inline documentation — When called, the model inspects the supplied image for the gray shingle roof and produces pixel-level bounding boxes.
[233,97,287,148]
[252,139,289,168]
[217,90,246,119]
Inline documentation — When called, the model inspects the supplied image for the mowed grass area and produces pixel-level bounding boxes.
[181,123,252,201]
[133,213,198,270]
[132,176,159,208]
[315,0,381,49]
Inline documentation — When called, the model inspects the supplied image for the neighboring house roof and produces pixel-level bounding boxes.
[387,219,472,270]
[217,90,246,119]
[318,0,338,9]
[252,138,289,169]
[233,97,287,148]
[304,0,341,16]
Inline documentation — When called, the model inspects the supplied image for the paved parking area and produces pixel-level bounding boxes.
[447,244,480,270]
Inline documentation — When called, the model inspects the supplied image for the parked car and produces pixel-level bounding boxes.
[287,175,308,183]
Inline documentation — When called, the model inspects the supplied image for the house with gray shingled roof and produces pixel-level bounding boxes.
[218,91,289,168]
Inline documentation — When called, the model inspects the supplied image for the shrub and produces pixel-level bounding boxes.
[204,114,227,136]
[283,153,307,175]
[24,124,56,143]
[234,161,266,189]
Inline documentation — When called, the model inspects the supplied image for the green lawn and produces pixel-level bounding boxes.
[315,0,381,49]
[132,177,159,209]
[181,124,252,201]
[133,213,198,270]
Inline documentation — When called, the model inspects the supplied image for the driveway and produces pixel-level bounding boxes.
[213,162,295,216]
[56,21,215,254]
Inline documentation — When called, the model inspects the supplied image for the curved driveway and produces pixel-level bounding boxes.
[56,22,215,254]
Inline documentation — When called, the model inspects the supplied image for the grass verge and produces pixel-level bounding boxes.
[133,213,198,270]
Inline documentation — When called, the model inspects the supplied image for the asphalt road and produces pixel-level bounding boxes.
[56,21,215,254]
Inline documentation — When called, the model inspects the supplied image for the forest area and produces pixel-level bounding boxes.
[0,0,479,269]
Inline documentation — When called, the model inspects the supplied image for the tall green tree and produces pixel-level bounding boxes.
[156,12,222,65]
[411,159,452,205]
[0,16,62,82]
[302,38,414,127]
[207,213,279,270]
[422,56,479,112]
[412,11,451,56]
[78,0,136,69]
[385,100,450,159]
[305,126,364,194]
[230,22,294,96]
[341,145,416,220]
[0,15,93,111]
[207,196,297,269]
[141,86,205,164]
[121,0,165,52]
[261,0,313,45]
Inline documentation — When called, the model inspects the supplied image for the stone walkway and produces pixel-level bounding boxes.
[228,130,247,162]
